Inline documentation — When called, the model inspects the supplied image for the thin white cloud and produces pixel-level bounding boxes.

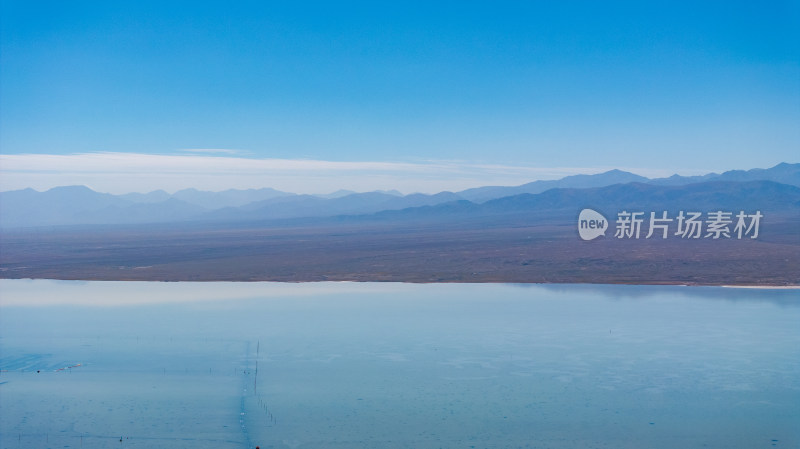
[178,148,251,156]
[0,152,702,194]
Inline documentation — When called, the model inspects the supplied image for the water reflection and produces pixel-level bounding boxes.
[530,282,800,306]
[2,279,797,308]
[1,280,798,448]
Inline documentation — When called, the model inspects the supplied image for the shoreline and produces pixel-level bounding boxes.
[2,276,798,289]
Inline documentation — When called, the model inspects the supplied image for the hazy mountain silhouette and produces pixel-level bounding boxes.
[476,180,800,215]
[120,187,295,209]
[648,162,800,186]
[458,162,800,202]
[0,186,206,227]
[313,189,358,199]
[170,187,294,209]
[204,191,463,221]
[0,186,131,227]
[457,169,650,202]
[363,180,800,227]
[1,163,797,228]
[119,189,172,203]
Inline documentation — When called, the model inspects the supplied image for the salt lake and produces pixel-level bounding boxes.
[1,280,798,448]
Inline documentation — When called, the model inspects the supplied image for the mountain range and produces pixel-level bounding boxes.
[1,162,798,228]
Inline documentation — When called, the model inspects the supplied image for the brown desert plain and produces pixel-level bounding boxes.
[1,211,797,286]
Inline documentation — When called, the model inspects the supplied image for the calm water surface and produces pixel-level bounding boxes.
[1,280,798,448]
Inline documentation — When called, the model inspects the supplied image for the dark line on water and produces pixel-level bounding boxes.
[239,340,254,448]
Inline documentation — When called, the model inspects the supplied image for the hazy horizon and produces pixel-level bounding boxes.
[0,154,789,195]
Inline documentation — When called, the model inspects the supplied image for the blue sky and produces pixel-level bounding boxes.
[1,1,798,193]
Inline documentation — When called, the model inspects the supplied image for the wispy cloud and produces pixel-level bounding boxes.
[178,148,251,156]
[0,152,691,194]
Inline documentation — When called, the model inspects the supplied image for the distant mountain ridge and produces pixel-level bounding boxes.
[1,162,797,228]
[458,169,651,202]
[365,180,800,227]
[458,162,800,202]
[121,187,295,208]
[648,162,800,186]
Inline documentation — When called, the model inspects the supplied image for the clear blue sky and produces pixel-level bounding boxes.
[1,1,798,192]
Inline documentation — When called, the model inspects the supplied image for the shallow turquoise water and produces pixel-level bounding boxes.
[1,281,798,448]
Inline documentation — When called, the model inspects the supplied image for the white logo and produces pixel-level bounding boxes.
[578,209,763,241]
[578,209,608,241]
